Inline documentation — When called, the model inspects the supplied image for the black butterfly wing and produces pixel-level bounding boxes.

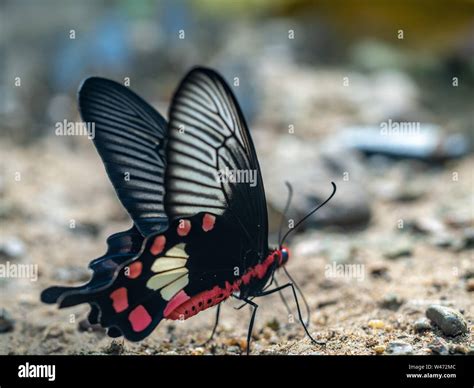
[79,77,169,236]
[165,67,269,259]
[42,78,169,324]
[44,211,257,341]
[40,225,143,304]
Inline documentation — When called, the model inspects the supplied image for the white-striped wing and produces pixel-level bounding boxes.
[164,68,268,254]
[79,77,169,236]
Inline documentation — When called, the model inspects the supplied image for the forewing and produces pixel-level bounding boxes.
[165,67,268,259]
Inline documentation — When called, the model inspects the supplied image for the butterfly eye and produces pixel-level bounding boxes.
[281,247,290,264]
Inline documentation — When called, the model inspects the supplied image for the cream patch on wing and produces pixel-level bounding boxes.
[146,243,190,300]
[161,276,189,300]
[151,258,187,273]
[164,243,189,259]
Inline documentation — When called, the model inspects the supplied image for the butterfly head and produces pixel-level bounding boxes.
[279,246,290,266]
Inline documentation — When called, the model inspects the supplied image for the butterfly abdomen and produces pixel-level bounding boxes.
[165,250,282,320]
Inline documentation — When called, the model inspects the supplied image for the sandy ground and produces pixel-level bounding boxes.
[0,138,472,355]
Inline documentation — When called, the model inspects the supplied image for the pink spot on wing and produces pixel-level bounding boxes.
[110,287,128,313]
[202,214,216,232]
[126,261,142,279]
[128,305,152,332]
[150,235,166,255]
[163,290,191,318]
[177,219,191,236]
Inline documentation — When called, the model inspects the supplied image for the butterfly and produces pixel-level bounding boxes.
[41,67,336,354]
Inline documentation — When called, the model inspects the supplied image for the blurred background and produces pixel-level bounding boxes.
[0,0,473,355]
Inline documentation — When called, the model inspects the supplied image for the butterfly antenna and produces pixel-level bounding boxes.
[280,182,337,247]
[278,181,293,247]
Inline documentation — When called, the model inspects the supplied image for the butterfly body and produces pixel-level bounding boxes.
[164,249,283,321]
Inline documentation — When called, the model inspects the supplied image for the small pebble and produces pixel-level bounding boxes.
[103,340,125,355]
[383,240,413,260]
[43,326,63,340]
[409,217,445,235]
[70,222,101,237]
[413,318,431,333]
[319,279,339,289]
[466,278,474,292]
[368,319,385,329]
[379,294,404,311]
[0,308,15,333]
[265,318,280,331]
[373,345,386,354]
[370,263,389,279]
[386,341,413,355]
[428,337,449,355]
[450,344,468,354]
[226,346,240,354]
[430,233,456,249]
[78,318,105,333]
[262,327,273,340]
[225,337,247,349]
[0,237,26,260]
[459,228,474,250]
[426,305,468,336]
[191,347,205,355]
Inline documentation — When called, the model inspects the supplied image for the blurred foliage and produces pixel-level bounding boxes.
[1,0,473,142]
[196,0,474,52]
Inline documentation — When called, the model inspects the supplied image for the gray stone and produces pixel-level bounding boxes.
[426,305,468,336]
[78,319,105,334]
[0,308,15,333]
[413,318,432,333]
[386,341,413,355]
[0,237,26,260]
[380,294,404,311]
[259,135,371,231]
[383,239,413,259]
[428,337,449,355]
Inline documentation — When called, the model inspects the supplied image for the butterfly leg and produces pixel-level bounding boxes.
[241,298,258,355]
[273,278,293,318]
[234,296,255,310]
[201,303,221,346]
[257,283,325,346]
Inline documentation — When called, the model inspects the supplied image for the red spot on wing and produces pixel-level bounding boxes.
[202,214,216,232]
[110,287,128,313]
[126,261,142,279]
[150,235,166,255]
[128,305,152,332]
[177,219,191,236]
[163,290,190,318]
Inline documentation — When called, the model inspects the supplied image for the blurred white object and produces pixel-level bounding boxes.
[327,124,469,160]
